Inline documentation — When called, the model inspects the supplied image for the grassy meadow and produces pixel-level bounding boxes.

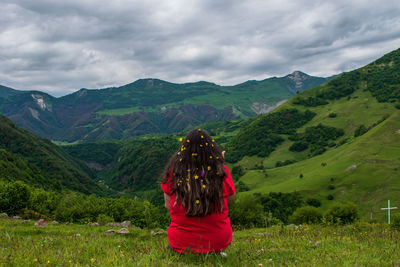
[1,218,400,266]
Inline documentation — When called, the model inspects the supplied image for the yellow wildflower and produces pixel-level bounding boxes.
[186,178,189,182]
[196,200,200,204]
[207,166,211,171]
[201,135,204,139]
[187,169,191,172]
[194,175,199,179]
[212,139,215,142]
[91,258,95,262]
[179,158,182,162]
[34,259,38,262]
[179,137,183,142]
[205,142,208,146]
[202,185,206,188]
[200,144,203,147]
[118,245,121,248]
[198,128,201,131]
[186,139,190,143]
[47,260,50,264]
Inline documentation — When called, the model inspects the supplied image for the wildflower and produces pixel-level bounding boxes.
[196,200,200,204]
[207,166,211,171]
[216,156,219,159]
[118,245,121,248]
[202,185,206,188]
[179,158,182,162]
[201,135,204,139]
[200,144,203,147]
[210,156,213,159]
[91,258,95,262]
[47,260,50,264]
[198,128,201,131]
[34,259,38,262]
[194,175,199,179]
[179,138,183,142]
[257,248,264,253]
[187,169,191,172]
[201,170,205,177]
[212,144,214,147]
[313,241,319,246]
[212,139,215,142]
[186,139,190,143]
[186,178,189,182]
[205,142,208,146]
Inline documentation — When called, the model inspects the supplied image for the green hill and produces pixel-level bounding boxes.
[0,115,107,195]
[226,48,400,221]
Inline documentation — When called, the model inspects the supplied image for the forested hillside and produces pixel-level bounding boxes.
[0,115,107,195]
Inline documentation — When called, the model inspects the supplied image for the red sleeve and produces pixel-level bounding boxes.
[223,165,235,197]
[161,170,173,195]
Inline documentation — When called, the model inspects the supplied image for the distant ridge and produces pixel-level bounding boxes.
[0,72,331,142]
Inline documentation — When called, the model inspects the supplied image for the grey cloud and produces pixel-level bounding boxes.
[0,0,400,96]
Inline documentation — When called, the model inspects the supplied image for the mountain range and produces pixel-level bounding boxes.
[0,71,331,143]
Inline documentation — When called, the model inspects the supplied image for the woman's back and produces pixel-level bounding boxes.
[160,129,235,253]
[161,165,235,253]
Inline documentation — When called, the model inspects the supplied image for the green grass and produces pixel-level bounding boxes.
[239,110,400,222]
[1,218,399,266]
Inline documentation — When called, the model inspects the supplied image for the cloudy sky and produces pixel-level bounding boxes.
[1,0,400,96]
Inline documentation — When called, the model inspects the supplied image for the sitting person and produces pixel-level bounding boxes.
[161,128,235,253]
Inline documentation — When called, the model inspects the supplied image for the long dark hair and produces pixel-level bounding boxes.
[161,128,227,217]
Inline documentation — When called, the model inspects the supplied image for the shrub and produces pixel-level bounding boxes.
[289,141,309,152]
[97,214,114,225]
[327,194,334,200]
[391,213,400,230]
[229,194,265,228]
[275,159,297,167]
[306,198,321,207]
[236,181,250,192]
[328,113,337,118]
[290,206,322,224]
[0,181,31,215]
[328,184,335,190]
[354,125,368,137]
[324,202,359,224]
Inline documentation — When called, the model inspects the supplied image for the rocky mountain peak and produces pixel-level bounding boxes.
[286,71,310,89]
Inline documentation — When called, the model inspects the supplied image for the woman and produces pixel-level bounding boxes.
[161,128,235,253]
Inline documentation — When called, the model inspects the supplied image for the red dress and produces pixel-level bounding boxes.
[161,165,235,253]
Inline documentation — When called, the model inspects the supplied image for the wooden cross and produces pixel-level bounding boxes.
[381,200,398,224]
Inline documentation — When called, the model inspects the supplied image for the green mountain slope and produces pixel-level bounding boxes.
[0,72,331,142]
[226,48,400,220]
[0,115,107,195]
